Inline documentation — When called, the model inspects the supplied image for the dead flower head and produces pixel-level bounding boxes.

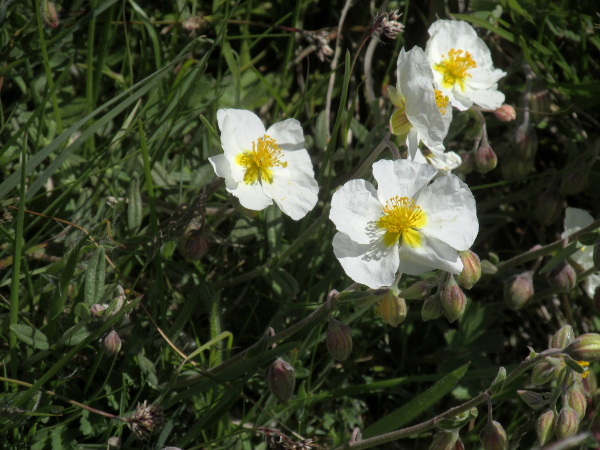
[376,10,404,39]
[125,401,165,441]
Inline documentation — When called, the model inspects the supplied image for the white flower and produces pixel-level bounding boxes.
[561,207,600,298]
[329,159,479,288]
[425,20,506,111]
[209,109,319,220]
[389,47,453,163]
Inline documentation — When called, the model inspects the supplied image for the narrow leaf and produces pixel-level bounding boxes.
[10,324,50,350]
[84,246,106,306]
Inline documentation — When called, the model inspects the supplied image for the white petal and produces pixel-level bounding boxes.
[398,233,463,275]
[332,232,398,289]
[209,154,238,190]
[426,149,462,172]
[405,77,448,148]
[406,128,420,160]
[416,174,478,250]
[217,109,265,145]
[220,116,249,183]
[466,87,505,111]
[267,119,305,150]
[261,150,318,220]
[330,179,383,244]
[412,148,429,164]
[563,207,594,237]
[372,159,437,203]
[228,179,272,211]
[583,272,600,298]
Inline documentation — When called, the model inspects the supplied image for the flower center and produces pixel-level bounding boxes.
[236,135,288,184]
[434,48,477,91]
[376,196,427,247]
[435,89,450,115]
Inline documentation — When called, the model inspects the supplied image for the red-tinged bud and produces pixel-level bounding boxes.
[422,295,443,322]
[480,420,508,450]
[551,324,575,349]
[560,164,590,196]
[531,360,557,385]
[536,408,556,446]
[565,386,587,420]
[474,145,497,174]
[565,333,600,362]
[41,1,59,28]
[102,330,122,356]
[517,390,549,410]
[265,358,295,402]
[515,124,538,160]
[547,261,577,292]
[326,316,353,362]
[533,187,563,226]
[400,281,435,299]
[177,229,209,261]
[90,303,106,319]
[429,430,459,450]
[555,405,580,440]
[457,250,481,290]
[457,152,474,175]
[504,271,534,311]
[375,291,407,327]
[439,274,466,323]
[494,105,516,123]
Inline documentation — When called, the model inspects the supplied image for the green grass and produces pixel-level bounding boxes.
[1,0,600,449]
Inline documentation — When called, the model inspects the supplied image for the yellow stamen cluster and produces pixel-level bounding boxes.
[577,360,590,378]
[434,48,477,91]
[376,196,426,247]
[236,135,287,184]
[434,89,450,114]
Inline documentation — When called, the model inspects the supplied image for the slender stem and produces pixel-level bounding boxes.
[336,348,565,449]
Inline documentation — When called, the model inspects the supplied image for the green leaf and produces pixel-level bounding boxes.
[84,246,106,306]
[10,324,50,350]
[539,241,580,274]
[362,363,470,438]
[137,353,159,388]
[265,204,283,256]
[127,176,143,231]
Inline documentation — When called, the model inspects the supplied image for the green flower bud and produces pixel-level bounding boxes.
[517,390,549,410]
[90,303,106,319]
[457,250,481,290]
[555,405,580,440]
[490,367,506,395]
[429,430,461,450]
[479,420,508,450]
[494,105,516,123]
[547,261,576,292]
[504,271,534,311]
[529,88,551,125]
[440,274,466,323]
[565,333,600,362]
[533,187,563,226]
[474,144,497,174]
[102,330,122,356]
[177,229,209,261]
[375,291,407,327]
[399,281,434,300]
[501,155,534,181]
[565,386,587,420]
[536,408,556,446]
[326,317,353,362]
[422,295,443,322]
[436,409,477,431]
[560,164,590,196]
[531,361,557,385]
[515,124,538,160]
[41,0,59,28]
[551,325,575,349]
[266,358,295,402]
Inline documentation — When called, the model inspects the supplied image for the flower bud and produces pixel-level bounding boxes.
[504,271,534,311]
[536,408,556,446]
[400,281,434,300]
[555,405,580,440]
[436,409,477,431]
[422,295,443,322]
[551,324,575,349]
[494,105,516,123]
[515,124,538,160]
[529,88,551,125]
[41,1,59,28]
[326,316,353,362]
[560,164,590,196]
[490,367,506,395]
[517,390,549,410]
[90,303,106,319]
[439,274,466,323]
[479,420,507,450]
[177,229,209,260]
[533,187,563,226]
[565,333,600,362]
[457,250,481,290]
[457,152,474,175]
[265,358,295,402]
[593,236,600,271]
[565,386,587,420]
[375,291,407,327]
[429,430,459,450]
[102,330,122,356]
[547,261,576,292]
[501,155,534,181]
[531,361,557,385]
[474,144,497,174]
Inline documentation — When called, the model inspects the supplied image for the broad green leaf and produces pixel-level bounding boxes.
[10,324,49,350]
[362,363,470,438]
[84,246,106,306]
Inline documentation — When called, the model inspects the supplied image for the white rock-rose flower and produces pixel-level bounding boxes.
[209,109,319,220]
[330,159,479,288]
[562,207,600,298]
[425,19,506,111]
[389,46,456,168]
